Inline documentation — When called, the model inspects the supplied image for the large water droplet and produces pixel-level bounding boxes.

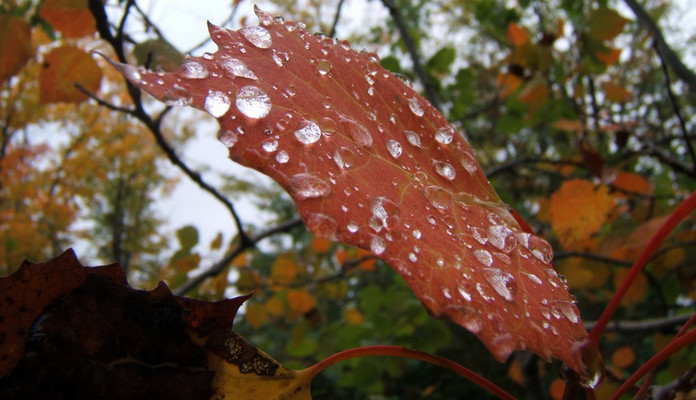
[404,130,422,147]
[412,230,422,239]
[218,130,238,148]
[334,147,356,169]
[460,152,478,174]
[319,117,337,136]
[175,61,209,79]
[558,302,579,323]
[262,138,278,152]
[527,235,554,263]
[482,268,517,302]
[275,150,289,163]
[370,197,400,229]
[385,139,402,159]
[289,173,331,199]
[434,161,456,180]
[204,91,230,117]
[294,120,321,144]
[339,115,372,147]
[435,125,455,144]
[317,59,332,75]
[408,97,424,116]
[476,282,495,302]
[370,235,386,255]
[235,85,271,119]
[347,222,359,233]
[488,224,516,253]
[424,186,452,210]
[220,57,258,80]
[240,25,272,48]
[473,249,493,267]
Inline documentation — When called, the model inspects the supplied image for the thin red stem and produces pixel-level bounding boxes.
[587,190,696,348]
[609,327,696,400]
[302,345,516,400]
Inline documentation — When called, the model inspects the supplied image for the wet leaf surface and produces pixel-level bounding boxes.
[111,8,589,372]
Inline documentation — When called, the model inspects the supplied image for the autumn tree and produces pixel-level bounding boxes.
[2,0,696,399]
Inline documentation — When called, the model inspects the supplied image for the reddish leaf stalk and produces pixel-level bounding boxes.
[587,190,696,348]
[302,345,515,400]
[609,327,696,400]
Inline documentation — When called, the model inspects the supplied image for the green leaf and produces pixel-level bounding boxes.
[426,46,456,74]
[588,6,629,41]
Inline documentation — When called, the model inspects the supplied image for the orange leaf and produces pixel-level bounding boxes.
[611,171,652,196]
[343,307,365,325]
[310,236,332,253]
[497,72,522,98]
[596,47,621,66]
[271,254,299,284]
[355,248,377,271]
[611,345,636,368]
[40,46,102,104]
[231,251,250,267]
[266,296,286,316]
[552,118,584,133]
[0,15,32,83]
[507,22,529,46]
[613,267,647,305]
[287,290,316,314]
[114,8,591,373]
[603,81,631,103]
[245,302,268,329]
[549,179,616,248]
[549,378,565,400]
[39,0,96,38]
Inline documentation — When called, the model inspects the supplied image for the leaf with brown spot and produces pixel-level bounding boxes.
[108,8,592,375]
[0,251,314,399]
[40,46,102,104]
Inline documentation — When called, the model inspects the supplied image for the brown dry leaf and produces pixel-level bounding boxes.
[0,15,32,83]
[287,290,317,314]
[39,0,96,38]
[40,46,102,103]
[549,179,616,248]
[0,251,314,400]
[603,81,631,103]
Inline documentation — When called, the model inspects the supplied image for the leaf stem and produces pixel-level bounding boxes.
[302,345,516,400]
[586,190,696,348]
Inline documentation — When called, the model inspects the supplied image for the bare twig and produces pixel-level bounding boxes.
[653,40,696,172]
[553,251,633,266]
[485,157,584,178]
[174,217,304,295]
[623,0,696,92]
[88,0,252,249]
[380,0,441,111]
[652,362,696,400]
[75,83,135,114]
[583,313,691,333]
[328,0,346,38]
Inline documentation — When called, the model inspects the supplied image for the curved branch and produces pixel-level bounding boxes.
[380,0,441,111]
[173,217,304,295]
[623,0,696,92]
[583,313,692,333]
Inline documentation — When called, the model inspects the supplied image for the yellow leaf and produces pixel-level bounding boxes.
[611,345,636,368]
[266,296,286,317]
[271,254,299,284]
[287,290,316,314]
[210,232,223,250]
[549,179,616,248]
[231,251,249,268]
[245,302,268,329]
[343,308,364,325]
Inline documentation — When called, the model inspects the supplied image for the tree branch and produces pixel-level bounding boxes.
[328,0,346,38]
[380,0,441,111]
[584,313,691,333]
[623,0,696,92]
[173,217,304,295]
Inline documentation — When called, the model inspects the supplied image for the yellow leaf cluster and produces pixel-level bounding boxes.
[549,179,616,249]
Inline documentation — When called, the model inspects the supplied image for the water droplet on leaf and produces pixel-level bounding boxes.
[175,61,209,79]
[482,268,517,302]
[294,120,322,144]
[289,173,331,199]
[218,130,238,148]
[473,249,493,267]
[317,59,332,75]
[435,125,455,144]
[204,91,230,117]
[404,130,422,147]
[262,138,278,152]
[220,57,258,80]
[334,147,356,169]
[370,235,386,255]
[347,222,359,233]
[240,25,272,49]
[275,150,289,163]
[424,186,452,210]
[434,161,456,180]
[408,97,424,116]
[235,85,271,119]
[385,139,402,159]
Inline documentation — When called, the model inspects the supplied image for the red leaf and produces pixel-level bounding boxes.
[111,8,589,373]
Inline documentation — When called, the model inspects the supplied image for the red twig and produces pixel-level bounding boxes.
[302,345,516,400]
[586,190,696,348]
